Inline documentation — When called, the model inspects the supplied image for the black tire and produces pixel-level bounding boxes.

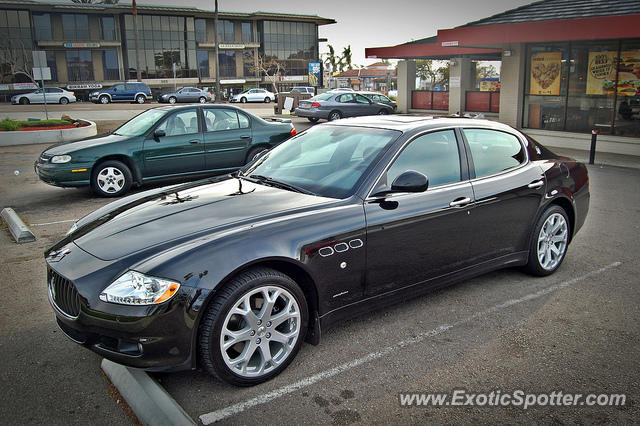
[378,109,389,115]
[91,160,133,197]
[240,97,247,103]
[264,97,271,103]
[523,205,570,276]
[99,95,110,104]
[307,117,319,123]
[328,110,342,121]
[198,267,308,386]
[136,94,146,104]
[199,96,207,104]
[246,146,269,164]
[19,97,29,105]
[59,97,69,105]
[169,96,177,104]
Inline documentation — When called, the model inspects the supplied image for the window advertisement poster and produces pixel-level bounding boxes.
[586,51,617,95]
[308,62,321,87]
[617,50,640,97]
[530,52,562,95]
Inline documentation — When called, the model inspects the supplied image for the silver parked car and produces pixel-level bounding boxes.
[11,87,77,105]
[230,88,276,103]
[295,91,393,122]
[157,87,211,104]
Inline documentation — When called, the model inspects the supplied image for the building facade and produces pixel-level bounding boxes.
[0,1,334,98]
[366,0,640,155]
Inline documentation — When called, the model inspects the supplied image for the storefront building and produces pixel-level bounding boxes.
[0,1,334,98]
[366,0,640,155]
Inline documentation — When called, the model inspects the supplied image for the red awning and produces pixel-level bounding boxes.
[366,42,500,60]
[438,14,640,47]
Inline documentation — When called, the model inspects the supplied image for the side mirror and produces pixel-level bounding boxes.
[153,129,166,140]
[390,171,429,193]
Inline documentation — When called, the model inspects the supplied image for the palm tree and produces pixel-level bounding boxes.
[341,45,353,71]
[324,45,339,73]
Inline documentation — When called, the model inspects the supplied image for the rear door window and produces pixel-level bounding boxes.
[463,129,526,178]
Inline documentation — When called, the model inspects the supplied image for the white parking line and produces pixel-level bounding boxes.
[199,261,622,424]
[31,219,77,226]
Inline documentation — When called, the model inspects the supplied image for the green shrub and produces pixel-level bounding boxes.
[0,118,20,131]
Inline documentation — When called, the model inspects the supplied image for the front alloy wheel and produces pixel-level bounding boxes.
[199,268,308,386]
[524,205,569,276]
[169,96,177,104]
[91,160,132,197]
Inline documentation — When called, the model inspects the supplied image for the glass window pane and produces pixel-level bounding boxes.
[463,129,525,178]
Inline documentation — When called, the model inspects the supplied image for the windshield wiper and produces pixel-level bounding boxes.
[247,174,315,195]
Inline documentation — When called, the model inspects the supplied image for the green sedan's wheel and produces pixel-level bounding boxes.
[246,146,269,164]
[169,96,177,104]
[199,267,308,386]
[91,160,132,198]
[378,109,389,115]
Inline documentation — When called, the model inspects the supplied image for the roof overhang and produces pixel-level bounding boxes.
[438,14,640,48]
[365,41,500,60]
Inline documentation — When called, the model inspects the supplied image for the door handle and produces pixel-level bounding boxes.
[528,180,544,189]
[240,135,251,140]
[189,139,200,144]
[449,197,472,207]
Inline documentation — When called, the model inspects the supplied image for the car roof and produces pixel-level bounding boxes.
[326,115,518,133]
[152,104,253,113]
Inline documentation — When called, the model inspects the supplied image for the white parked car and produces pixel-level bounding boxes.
[11,87,77,105]
[230,88,276,103]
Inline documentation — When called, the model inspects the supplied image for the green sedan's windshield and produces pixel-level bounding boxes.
[114,109,167,137]
[243,125,401,199]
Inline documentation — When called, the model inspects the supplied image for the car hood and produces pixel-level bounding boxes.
[43,133,131,155]
[65,177,334,261]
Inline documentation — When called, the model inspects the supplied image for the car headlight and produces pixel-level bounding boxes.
[51,155,71,164]
[99,271,180,305]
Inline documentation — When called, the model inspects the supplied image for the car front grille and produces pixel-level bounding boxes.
[48,269,81,318]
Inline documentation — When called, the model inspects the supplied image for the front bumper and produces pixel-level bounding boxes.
[34,160,91,188]
[47,243,201,372]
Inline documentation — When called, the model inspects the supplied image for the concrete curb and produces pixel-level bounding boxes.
[1,207,35,243]
[0,120,97,146]
[101,359,196,426]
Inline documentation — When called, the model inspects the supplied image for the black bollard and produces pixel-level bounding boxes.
[589,129,598,165]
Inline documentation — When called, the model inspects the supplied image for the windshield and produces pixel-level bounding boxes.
[243,125,401,198]
[114,109,167,137]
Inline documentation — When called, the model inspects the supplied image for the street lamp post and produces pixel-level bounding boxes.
[214,0,221,103]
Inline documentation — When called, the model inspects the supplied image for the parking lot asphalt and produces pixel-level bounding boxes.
[0,112,639,425]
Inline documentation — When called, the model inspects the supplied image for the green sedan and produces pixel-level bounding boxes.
[35,105,297,197]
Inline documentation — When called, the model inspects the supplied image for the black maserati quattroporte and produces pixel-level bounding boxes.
[46,116,589,386]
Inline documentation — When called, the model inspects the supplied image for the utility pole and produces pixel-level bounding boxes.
[214,0,221,102]
[133,0,142,81]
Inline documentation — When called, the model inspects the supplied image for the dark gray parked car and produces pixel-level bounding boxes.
[157,87,211,104]
[357,91,397,110]
[295,92,393,123]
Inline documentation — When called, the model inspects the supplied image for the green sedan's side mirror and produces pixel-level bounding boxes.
[153,129,166,141]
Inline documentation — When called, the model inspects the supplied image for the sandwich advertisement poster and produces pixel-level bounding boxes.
[587,50,640,96]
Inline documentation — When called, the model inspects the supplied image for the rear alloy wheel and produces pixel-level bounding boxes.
[91,160,132,197]
[240,97,247,103]
[19,97,29,105]
[199,268,308,386]
[307,117,319,123]
[99,95,110,104]
[328,110,342,121]
[524,205,570,276]
[264,97,271,103]
[59,97,69,105]
[199,96,207,103]
[136,95,146,104]
[168,96,177,104]
[378,109,389,115]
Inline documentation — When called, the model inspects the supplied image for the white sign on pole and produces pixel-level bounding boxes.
[450,76,461,88]
[33,67,52,81]
[32,50,47,68]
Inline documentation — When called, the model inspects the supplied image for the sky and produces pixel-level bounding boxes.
[46,0,534,65]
